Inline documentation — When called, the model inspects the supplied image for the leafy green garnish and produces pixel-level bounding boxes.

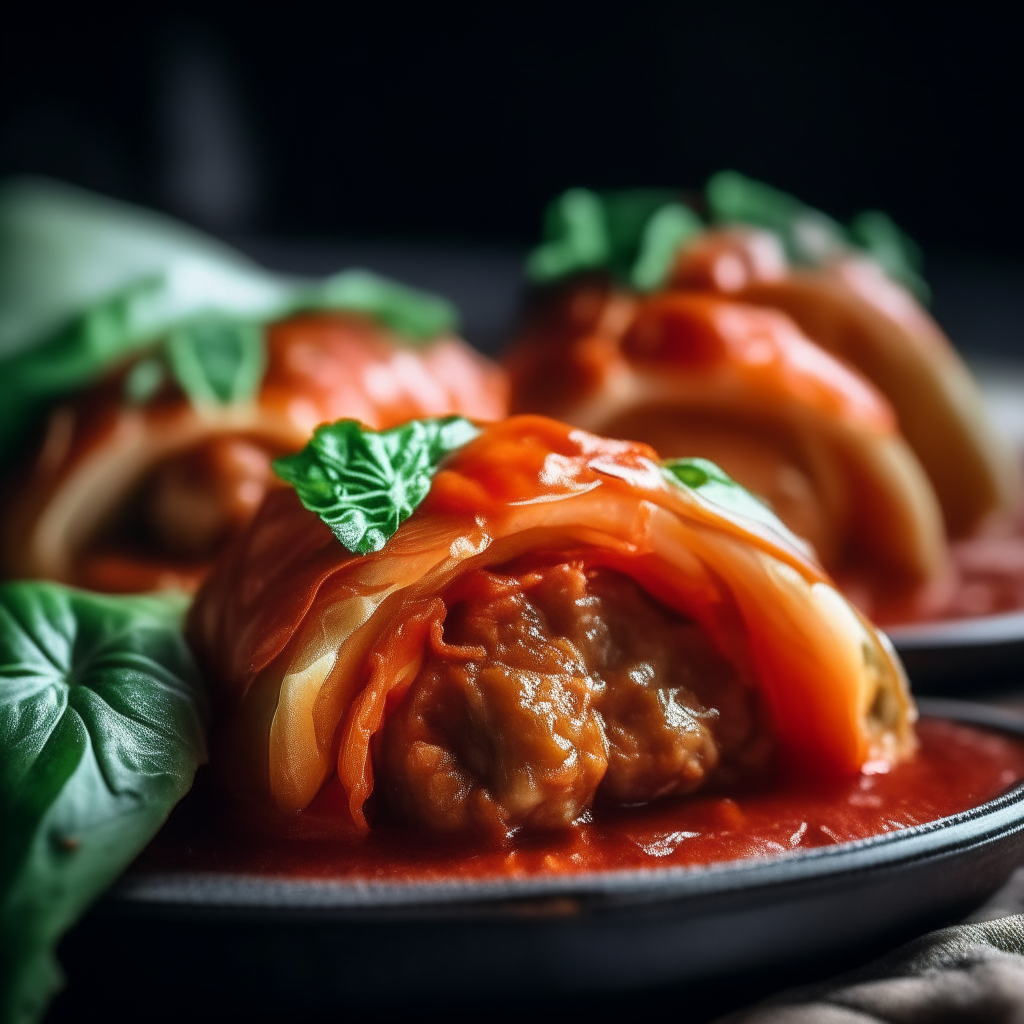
[166,318,266,406]
[0,179,459,462]
[602,190,684,282]
[273,417,481,554]
[706,170,930,301]
[662,457,805,549]
[0,583,207,1024]
[300,269,457,341]
[526,188,610,281]
[526,188,702,291]
[527,174,931,303]
[0,177,256,362]
[631,203,704,291]
[848,209,930,302]
[705,169,849,265]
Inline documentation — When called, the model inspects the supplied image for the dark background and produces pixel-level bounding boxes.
[2,5,1022,352]
[7,12,1024,1022]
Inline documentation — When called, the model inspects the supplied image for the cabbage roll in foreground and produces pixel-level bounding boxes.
[188,415,915,841]
[509,285,946,613]
[0,181,506,592]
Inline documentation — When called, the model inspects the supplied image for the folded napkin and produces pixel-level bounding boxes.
[719,868,1024,1023]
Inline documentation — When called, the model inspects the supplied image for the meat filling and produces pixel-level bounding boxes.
[72,435,282,592]
[142,437,278,559]
[375,561,772,839]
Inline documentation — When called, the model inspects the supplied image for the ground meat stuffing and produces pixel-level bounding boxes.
[375,560,772,840]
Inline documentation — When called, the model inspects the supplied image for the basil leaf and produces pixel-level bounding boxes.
[0,582,207,1024]
[602,189,683,280]
[706,171,931,302]
[630,202,704,291]
[706,170,849,265]
[166,318,266,406]
[301,270,457,341]
[526,188,610,282]
[662,457,807,550]
[273,416,481,554]
[526,188,702,290]
[849,210,931,302]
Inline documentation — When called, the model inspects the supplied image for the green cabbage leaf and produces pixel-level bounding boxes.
[0,583,207,1024]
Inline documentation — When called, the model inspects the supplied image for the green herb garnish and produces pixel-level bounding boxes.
[527,188,702,291]
[662,457,805,549]
[0,177,256,362]
[631,202,704,291]
[848,209,928,299]
[166,318,266,407]
[526,188,610,281]
[527,174,930,302]
[706,170,930,301]
[705,169,849,265]
[0,583,207,1024]
[0,179,459,461]
[273,417,481,554]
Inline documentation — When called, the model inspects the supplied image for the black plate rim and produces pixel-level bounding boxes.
[111,698,1024,913]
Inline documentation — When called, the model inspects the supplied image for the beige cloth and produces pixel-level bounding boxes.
[719,869,1024,1023]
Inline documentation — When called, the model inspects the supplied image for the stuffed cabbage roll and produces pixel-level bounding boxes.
[0,181,506,592]
[509,284,945,611]
[523,177,1019,540]
[188,415,915,841]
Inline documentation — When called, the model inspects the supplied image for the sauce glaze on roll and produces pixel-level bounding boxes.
[188,415,915,842]
[509,284,945,614]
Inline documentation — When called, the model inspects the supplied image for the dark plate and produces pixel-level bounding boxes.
[889,614,1024,692]
[887,365,1024,691]
[45,699,1024,1018]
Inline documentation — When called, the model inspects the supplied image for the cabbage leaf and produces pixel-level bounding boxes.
[0,179,458,460]
[0,583,207,1024]
[663,456,811,556]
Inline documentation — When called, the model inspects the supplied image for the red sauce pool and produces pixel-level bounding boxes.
[866,508,1024,625]
[138,718,1024,883]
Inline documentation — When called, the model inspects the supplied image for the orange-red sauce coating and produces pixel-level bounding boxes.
[139,718,1024,882]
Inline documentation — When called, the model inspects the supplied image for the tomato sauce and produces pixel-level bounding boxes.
[846,509,1024,626]
[139,718,1024,883]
